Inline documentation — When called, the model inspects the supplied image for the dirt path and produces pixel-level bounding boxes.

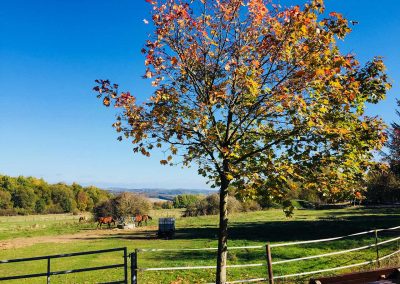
[0,226,157,250]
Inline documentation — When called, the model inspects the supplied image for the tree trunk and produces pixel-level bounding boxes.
[216,176,229,284]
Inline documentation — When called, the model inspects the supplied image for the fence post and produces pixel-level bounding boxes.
[266,243,274,284]
[375,230,380,268]
[131,249,138,284]
[47,257,51,284]
[124,247,128,284]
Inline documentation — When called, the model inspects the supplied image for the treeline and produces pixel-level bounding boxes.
[365,166,400,204]
[363,100,400,205]
[0,175,111,215]
[153,193,262,216]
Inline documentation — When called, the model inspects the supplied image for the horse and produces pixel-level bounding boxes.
[134,214,152,227]
[97,216,116,228]
[78,216,86,223]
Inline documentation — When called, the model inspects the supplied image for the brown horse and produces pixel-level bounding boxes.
[134,214,152,227]
[97,216,116,228]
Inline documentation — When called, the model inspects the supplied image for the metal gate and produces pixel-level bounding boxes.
[0,247,128,284]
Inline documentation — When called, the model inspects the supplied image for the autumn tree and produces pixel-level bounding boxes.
[93,193,151,220]
[76,190,90,211]
[93,0,389,282]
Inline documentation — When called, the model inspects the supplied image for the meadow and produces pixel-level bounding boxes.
[0,207,400,283]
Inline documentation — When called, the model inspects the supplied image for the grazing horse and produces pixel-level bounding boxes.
[134,214,152,227]
[97,216,116,228]
[79,216,86,223]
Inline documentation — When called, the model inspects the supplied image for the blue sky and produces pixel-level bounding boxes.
[0,0,399,189]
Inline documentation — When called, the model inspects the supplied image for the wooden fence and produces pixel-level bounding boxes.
[1,226,400,283]
[130,225,400,284]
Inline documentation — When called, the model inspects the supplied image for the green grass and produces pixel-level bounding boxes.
[0,207,400,283]
[0,213,94,240]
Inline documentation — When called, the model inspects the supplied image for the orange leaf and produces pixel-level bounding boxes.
[103,97,110,107]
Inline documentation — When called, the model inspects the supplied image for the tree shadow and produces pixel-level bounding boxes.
[85,208,400,243]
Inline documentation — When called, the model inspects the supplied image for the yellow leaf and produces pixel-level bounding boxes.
[226,174,234,181]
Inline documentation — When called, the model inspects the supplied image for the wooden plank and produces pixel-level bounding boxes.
[309,267,400,284]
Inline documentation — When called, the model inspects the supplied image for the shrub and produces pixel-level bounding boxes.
[183,194,242,217]
[93,192,151,220]
[241,200,262,212]
[153,200,172,209]
[93,199,115,220]
[256,195,282,209]
[161,201,174,209]
[45,203,64,214]
[114,192,151,217]
[172,194,201,208]
[0,208,17,216]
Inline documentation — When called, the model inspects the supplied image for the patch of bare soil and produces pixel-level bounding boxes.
[0,226,158,250]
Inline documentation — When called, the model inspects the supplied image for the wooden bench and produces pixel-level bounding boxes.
[309,267,400,284]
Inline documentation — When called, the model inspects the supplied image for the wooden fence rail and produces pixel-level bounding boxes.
[2,225,400,283]
[132,225,400,284]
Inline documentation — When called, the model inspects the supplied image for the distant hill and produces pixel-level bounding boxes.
[107,187,216,201]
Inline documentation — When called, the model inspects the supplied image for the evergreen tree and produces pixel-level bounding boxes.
[387,99,400,176]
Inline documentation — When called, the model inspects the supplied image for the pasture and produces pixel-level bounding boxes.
[0,207,400,283]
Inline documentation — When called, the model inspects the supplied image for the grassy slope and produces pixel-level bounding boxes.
[0,208,400,283]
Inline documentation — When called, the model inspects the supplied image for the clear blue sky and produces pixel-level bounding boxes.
[0,0,399,189]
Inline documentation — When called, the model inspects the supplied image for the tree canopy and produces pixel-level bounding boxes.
[93,0,390,282]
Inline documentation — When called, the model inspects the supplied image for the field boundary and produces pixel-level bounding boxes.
[132,225,400,284]
[0,247,128,284]
[2,225,400,283]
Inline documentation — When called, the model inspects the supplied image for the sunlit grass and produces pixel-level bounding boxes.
[0,207,399,283]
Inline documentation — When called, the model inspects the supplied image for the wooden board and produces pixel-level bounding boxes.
[309,267,400,284]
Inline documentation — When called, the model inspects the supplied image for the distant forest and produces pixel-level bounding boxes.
[0,175,111,215]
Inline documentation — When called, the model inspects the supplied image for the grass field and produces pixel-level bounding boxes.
[0,207,400,283]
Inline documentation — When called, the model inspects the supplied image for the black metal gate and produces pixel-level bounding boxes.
[0,247,128,284]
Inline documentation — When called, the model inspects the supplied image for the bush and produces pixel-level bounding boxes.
[172,194,201,208]
[161,201,174,209]
[183,194,243,217]
[114,192,151,217]
[45,203,64,214]
[15,208,30,215]
[0,208,17,216]
[241,200,262,212]
[93,199,115,220]
[93,192,151,220]
[153,201,164,210]
[256,195,282,209]
[291,199,315,209]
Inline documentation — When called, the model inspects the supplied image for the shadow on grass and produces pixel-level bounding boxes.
[78,208,400,244]
[64,208,400,272]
